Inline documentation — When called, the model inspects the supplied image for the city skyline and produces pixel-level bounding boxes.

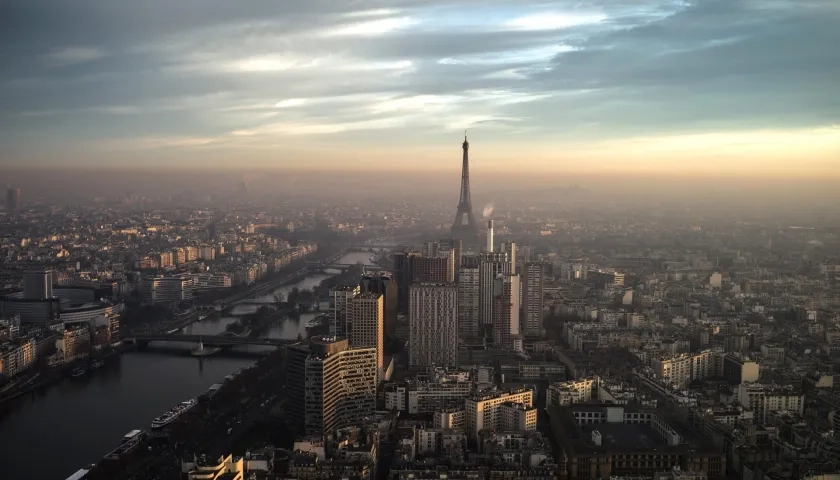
[1,0,838,176]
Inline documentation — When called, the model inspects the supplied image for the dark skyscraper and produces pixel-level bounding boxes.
[394,250,420,313]
[450,134,478,243]
[6,187,20,211]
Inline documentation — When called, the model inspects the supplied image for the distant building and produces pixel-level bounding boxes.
[521,262,545,336]
[737,383,803,424]
[359,272,398,340]
[286,337,378,437]
[478,252,510,337]
[409,283,458,369]
[349,293,384,380]
[23,270,54,300]
[411,252,455,284]
[492,274,521,351]
[465,387,533,439]
[181,453,244,480]
[457,262,480,337]
[547,404,725,480]
[393,251,421,313]
[142,274,194,304]
[330,285,360,338]
[0,337,36,378]
[6,187,20,211]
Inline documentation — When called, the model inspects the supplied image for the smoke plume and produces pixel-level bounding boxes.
[482,203,495,218]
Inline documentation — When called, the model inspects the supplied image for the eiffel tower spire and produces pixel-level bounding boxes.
[451,133,478,242]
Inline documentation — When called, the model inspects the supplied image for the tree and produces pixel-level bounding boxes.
[287,288,301,306]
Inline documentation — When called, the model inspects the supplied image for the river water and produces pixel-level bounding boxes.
[0,251,376,480]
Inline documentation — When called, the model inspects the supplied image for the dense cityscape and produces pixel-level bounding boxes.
[0,134,839,480]
[2,0,838,476]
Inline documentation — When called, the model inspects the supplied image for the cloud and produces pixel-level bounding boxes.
[322,16,419,37]
[503,12,608,31]
[41,47,107,67]
[0,0,838,172]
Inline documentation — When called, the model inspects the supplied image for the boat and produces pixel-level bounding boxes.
[89,359,105,370]
[71,367,87,378]
[190,338,222,357]
[201,383,223,400]
[150,399,197,430]
[105,430,145,460]
[305,314,328,329]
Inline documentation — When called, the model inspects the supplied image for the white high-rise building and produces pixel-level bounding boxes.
[409,283,458,369]
[348,292,384,381]
[478,252,510,337]
[521,262,545,336]
[492,274,521,350]
[457,266,480,337]
[287,337,377,436]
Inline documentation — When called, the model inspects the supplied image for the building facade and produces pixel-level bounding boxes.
[287,337,378,437]
[492,274,521,351]
[478,252,510,336]
[330,285,360,338]
[457,265,480,337]
[409,283,458,369]
[349,293,384,380]
[359,273,398,340]
[465,388,534,439]
[521,262,545,336]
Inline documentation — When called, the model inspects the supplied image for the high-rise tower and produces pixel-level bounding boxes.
[451,134,478,242]
[409,283,458,369]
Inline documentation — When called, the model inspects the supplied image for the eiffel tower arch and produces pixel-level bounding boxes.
[451,134,478,243]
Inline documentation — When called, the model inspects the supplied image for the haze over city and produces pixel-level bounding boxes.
[1,0,838,179]
[3,2,840,480]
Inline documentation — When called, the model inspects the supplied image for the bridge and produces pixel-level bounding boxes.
[125,334,299,348]
[325,263,385,271]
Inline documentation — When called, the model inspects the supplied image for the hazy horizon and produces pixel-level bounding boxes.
[1,0,838,174]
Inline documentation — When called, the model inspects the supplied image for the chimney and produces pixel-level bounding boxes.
[487,220,494,253]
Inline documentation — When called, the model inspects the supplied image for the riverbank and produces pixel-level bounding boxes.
[0,344,129,409]
[0,250,379,479]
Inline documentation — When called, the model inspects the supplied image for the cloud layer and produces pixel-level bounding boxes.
[0,0,838,172]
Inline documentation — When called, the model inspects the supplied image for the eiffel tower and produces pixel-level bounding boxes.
[450,133,478,242]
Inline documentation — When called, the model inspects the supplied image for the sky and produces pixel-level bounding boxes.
[1,0,838,176]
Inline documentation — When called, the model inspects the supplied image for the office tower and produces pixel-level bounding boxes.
[521,262,546,336]
[457,263,480,337]
[411,251,455,284]
[492,274,521,350]
[439,238,463,269]
[348,293,384,380]
[451,134,478,242]
[409,283,458,369]
[501,241,517,274]
[519,245,533,263]
[287,337,378,436]
[6,187,20,211]
[331,285,360,337]
[486,220,494,252]
[478,252,510,337]
[393,251,420,313]
[422,241,440,257]
[359,272,397,340]
[23,270,53,300]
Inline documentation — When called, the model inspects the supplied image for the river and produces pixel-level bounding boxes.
[0,251,377,480]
